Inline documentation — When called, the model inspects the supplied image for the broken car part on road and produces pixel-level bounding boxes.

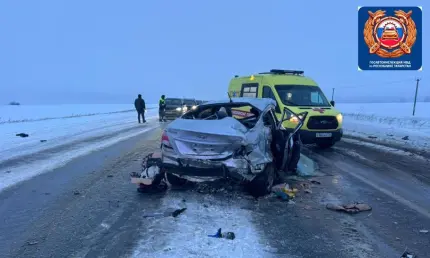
[159,97,307,197]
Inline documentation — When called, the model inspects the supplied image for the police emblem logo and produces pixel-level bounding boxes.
[358,7,422,71]
[364,10,416,58]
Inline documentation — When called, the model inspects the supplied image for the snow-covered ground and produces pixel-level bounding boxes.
[0,105,160,192]
[337,102,430,153]
[0,104,157,123]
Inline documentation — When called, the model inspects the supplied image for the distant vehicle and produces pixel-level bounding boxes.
[9,101,20,106]
[228,69,343,148]
[182,98,198,112]
[164,98,184,120]
[160,97,307,197]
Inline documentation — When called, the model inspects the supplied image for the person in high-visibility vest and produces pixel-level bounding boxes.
[159,95,166,122]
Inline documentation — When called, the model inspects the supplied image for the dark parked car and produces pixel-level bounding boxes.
[182,98,198,112]
[164,98,184,120]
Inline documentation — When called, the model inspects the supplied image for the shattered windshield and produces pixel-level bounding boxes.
[165,99,182,105]
[275,85,331,107]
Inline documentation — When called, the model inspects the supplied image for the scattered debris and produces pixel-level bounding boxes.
[402,136,409,140]
[396,237,400,241]
[182,199,186,202]
[27,241,38,245]
[107,175,113,178]
[143,208,187,218]
[401,248,416,258]
[208,228,235,240]
[368,136,377,139]
[326,202,372,214]
[44,193,50,195]
[272,183,298,200]
[301,183,312,194]
[16,133,29,138]
[203,204,209,208]
[40,140,47,142]
[172,208,187,218]
[387,134,394,137]
[419,229,428,234]
[310,180,321,185]
[5,170,11,174]
[73,191,80,195]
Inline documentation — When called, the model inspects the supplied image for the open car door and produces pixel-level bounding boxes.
[276,107,308,172]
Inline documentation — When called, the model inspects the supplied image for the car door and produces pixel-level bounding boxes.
[276,107,308,171]
[262,108,286,170]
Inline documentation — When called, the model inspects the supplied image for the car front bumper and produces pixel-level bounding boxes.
[298,128,343,144]
[164,110,183,119]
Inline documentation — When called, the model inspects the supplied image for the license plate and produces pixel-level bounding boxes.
[316,133,332,138]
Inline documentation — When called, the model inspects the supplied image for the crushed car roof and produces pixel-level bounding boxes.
[202,97,276,111]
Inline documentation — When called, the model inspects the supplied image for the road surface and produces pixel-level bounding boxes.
[0,126,429,258]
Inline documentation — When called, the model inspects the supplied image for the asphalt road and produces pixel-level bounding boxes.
[0,126,429,258]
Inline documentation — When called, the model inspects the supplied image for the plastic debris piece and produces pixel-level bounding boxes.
[400,247,416,258]
[172,208,186,218]
[208,228,235,240]
[27,241,38,245]
[419,229,428,233]
[326,202,372,214]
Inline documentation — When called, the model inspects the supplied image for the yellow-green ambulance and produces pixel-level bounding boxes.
[228,69,343,148]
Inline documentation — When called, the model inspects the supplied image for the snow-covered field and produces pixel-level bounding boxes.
[337,102,430,153]
[0,104,160,192]
[0,104,157,123]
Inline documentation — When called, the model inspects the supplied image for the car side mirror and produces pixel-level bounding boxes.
[330,100,335,107]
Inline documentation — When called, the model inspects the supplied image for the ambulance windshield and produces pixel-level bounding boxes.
[275,85,331,107]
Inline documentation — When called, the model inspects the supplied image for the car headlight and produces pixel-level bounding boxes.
[176,107,181,111]
[289,115,303,123]
[182,106,188,112]
[192,105,197,110]
[336,113,343,124]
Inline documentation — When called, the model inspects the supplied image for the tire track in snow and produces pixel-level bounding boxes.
[131,190,276,258]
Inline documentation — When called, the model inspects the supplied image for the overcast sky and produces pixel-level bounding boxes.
[0,0,427,105]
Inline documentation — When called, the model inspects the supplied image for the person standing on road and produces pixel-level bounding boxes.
[159,95,166,122]
[134,94,146,123]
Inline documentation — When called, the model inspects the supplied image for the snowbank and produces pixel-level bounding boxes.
[337,103,430,153]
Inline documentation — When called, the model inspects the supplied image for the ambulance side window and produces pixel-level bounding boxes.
[262,86,281,114]
[241,83,258,98]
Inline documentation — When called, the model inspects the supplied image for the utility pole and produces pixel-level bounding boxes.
[412,78,420,116]
[331,88,335,101]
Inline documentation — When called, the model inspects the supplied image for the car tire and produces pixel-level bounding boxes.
[316,140,335,149]
[165,172,188,186]
[247,162,275,197]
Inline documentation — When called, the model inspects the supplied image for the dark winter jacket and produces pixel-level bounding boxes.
[134,98,146,112]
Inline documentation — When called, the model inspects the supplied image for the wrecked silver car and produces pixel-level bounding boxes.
[160,97,307,197]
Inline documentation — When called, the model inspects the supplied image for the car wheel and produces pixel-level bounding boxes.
[316,140,335,149]
[165,172,188,186]
[247,162,275,197]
